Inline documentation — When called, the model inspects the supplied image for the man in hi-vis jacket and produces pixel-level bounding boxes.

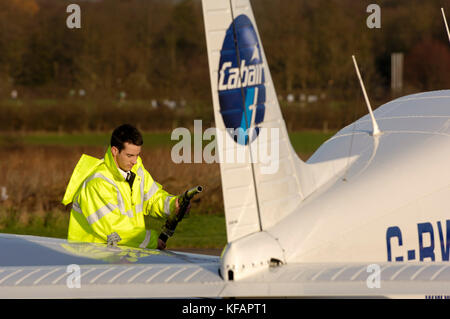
[62,124,182,250]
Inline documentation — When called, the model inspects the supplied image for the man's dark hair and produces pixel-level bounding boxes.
[111,124,143,151]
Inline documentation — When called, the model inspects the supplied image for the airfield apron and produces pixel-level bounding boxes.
[62,146,177,249]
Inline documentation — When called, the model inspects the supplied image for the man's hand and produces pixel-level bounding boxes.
[174,196,191,216]
[175,196,179,214]
[157,238,166,250]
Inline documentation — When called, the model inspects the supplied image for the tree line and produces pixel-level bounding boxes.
[0,0,449,131]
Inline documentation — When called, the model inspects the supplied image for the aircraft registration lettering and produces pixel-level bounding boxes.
[386,220,450,262]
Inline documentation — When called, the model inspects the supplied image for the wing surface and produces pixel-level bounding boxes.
[1,234,449,298]
[0,233,222,298]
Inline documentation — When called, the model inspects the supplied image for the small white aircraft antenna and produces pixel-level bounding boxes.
[352,55,381,136]
[442,8,450,44]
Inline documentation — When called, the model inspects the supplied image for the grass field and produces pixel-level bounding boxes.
[0,208,227,249]
[0,130,335,155]
[0,130,335,249]
[0,132,172,148]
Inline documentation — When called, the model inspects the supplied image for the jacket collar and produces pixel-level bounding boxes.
[105,146,125,181]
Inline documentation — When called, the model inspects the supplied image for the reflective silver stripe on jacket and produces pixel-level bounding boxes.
[83,172,134,218]
[135,168,146,214]
[72,173,134,223]
[139,230,152,248]
[164,196,174,216]
[143,182,159,202]
[86,203,118,225]
[72,198,82,214]
[136,167,161,214]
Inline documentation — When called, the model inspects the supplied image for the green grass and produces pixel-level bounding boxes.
[0,208,226,249]
[0,209,70,239]
[146,214,227,249]
[0,130,336,155]
[2,132,174,148]
[289,131,335,155]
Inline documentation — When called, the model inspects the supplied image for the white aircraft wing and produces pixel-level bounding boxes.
[0,233,222,298]
[1,233,449,298]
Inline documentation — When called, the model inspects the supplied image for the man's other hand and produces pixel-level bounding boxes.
[174,196,191,216]
[157,238,166,250]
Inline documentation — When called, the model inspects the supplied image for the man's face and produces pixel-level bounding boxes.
[111,142,141,172]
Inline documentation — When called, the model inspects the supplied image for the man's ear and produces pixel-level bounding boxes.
[111,146,119,157]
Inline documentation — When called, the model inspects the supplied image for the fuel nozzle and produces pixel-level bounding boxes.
[159,186,203,244]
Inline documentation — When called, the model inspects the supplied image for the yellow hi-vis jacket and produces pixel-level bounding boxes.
[62,146,177,249]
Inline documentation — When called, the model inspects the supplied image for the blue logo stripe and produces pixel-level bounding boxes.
[241,87,255,130]
[218,14,266,145]
[237,87,255,145]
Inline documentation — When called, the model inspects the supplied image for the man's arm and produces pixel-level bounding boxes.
[140,168,191,250]
[141,168,179,219]
[156,197,180,250]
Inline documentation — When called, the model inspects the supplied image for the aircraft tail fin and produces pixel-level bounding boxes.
[201,0,345,243]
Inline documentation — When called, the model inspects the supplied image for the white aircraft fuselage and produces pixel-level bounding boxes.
[277,91,450,264]
[220,91,450,280]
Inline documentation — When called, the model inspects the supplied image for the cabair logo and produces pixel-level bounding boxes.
[218,14,265,145]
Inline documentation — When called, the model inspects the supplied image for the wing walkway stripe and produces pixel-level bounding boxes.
[183,268,203,283]
[145,266,170,284]
[310,268,327,281]
[331,267,349,281]
[410,265,428,281]
[0,269,23,285]
[15,269,41,286]
[108,267,136,284]
[33,268,61,285]
[350,266,367,281]
[127,267,153,284]
[390,265,409,281]
[165,267,187,283]
[90,267,116,284]
[430,265,449,281]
